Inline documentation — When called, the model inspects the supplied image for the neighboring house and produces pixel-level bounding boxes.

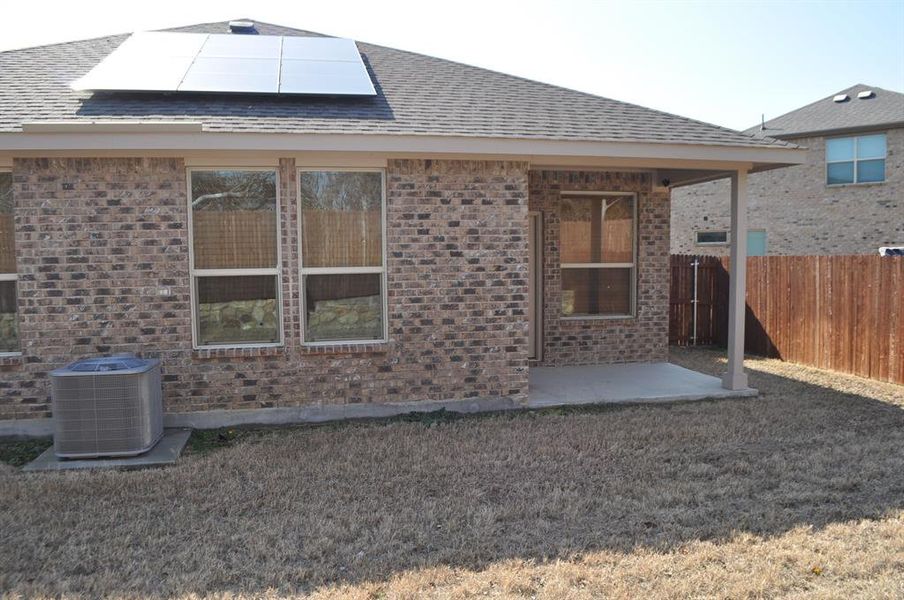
[671,84,904,256]
[0,20,804,430]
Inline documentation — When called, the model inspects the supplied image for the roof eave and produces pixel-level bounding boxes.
[758,120,904,141]
[0,131,807,169]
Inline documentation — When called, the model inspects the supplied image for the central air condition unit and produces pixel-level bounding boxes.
[50,356,163,459]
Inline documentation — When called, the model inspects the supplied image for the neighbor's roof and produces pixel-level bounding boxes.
[746,84,904,139]
[0,19,791,148]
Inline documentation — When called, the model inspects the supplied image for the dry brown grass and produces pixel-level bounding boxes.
[2,348,903,599]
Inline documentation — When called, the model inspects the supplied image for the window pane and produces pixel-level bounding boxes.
[697,231,728,244]
[305,273,383,342]
[857,159,885,183]
[191,170,277,269]
[827,161,854,185]
[197,275,279,345]
[560,195,634,263]
[826,137,854,162]
[562,268,632,316]
[0,281,18,353]
[0,172,13,274]
[857,134,886,159]
[300,171,383,268]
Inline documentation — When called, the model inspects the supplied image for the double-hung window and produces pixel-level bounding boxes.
[299,169,386,344]
[560,192,636,318]
[0,171,17,354]
[826,134,886,185]
[188,169,282,348]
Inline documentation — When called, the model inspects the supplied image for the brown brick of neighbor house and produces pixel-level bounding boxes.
[0,157,533,419]
[530,170,670,366]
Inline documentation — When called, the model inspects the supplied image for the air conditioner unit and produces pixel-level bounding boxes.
[50,356,163,459]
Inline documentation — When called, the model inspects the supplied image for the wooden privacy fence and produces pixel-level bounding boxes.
[670,254,904,385]
[669,255,726,346]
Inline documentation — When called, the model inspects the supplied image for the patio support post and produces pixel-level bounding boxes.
[722,169,749,390]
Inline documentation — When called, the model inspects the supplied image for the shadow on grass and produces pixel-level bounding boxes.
[1,347,903,597]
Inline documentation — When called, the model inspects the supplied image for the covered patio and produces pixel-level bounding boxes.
[528,362,757,408]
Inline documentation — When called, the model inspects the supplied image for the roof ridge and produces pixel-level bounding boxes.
[0,18,328,55]
[753,83,904,132]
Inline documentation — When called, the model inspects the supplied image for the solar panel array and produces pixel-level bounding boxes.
[71,32,376,96]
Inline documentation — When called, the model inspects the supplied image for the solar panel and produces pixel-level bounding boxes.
[71,32,376,96]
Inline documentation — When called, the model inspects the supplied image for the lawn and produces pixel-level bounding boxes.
[1,348,903,599]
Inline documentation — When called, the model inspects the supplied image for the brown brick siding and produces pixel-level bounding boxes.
[0,157,530,420]
[671,127,904,256]
[529,170,670,366]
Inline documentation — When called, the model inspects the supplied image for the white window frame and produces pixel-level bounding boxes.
[0,168,19,357]
[186,167,284,350]
[826,133,887,186]
[696,230,729,246]
[297,167,388,346]
[560,191,637,320]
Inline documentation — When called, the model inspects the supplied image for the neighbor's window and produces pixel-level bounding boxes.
[299,170,385,343]
[696,231,728,245]
[560,193,636,317]
[189,169,281,347]
[0,171,18,354]
[826,134,886,185]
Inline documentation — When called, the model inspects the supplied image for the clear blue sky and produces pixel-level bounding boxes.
[3,0,902,130]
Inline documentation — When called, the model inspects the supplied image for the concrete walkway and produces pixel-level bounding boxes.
[528,362,756,408]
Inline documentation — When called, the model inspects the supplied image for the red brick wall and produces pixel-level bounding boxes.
[0,157,530,420]
[529,170,670,366]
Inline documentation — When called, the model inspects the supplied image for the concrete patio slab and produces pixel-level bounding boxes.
[22,429,192,473]
[527,362,757,408]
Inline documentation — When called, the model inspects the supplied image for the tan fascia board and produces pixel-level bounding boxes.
[0,131,807,167]
[20,121,204,133]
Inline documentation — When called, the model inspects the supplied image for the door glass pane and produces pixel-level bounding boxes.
[305,273,383,342]
[561,268,631,316]
[0,172,13,274]
[827,161,854,185]
[561,195,634,263]
[857,159,885,183]
[196,275,279,345]
[857,134,886,159]
[826,137,854,162]
[300,171,383,268]
[191,170,278,269]
[0,281,18,353]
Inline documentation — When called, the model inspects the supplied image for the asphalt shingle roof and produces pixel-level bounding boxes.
[0,20,792,148]
[746,84,904,139]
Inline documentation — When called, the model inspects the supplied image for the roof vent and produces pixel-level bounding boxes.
[833,94,849,103]
[229,20,256,34]
[857,90,875,99]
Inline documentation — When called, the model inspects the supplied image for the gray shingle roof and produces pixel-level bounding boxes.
[746,84,904,139]
[0,19,792,148]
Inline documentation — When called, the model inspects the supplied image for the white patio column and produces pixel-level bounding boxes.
[722,169,749,390]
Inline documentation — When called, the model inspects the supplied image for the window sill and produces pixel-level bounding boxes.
[696,242,729,247]
[561,314,636,322]
[192,345,285,360]
[826,181,886,188]
[301,341,390,355]
[0,353,24,367]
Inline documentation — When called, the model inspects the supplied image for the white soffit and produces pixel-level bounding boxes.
[71,32,376,96]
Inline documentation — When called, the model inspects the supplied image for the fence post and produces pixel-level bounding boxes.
[691,258,699,345]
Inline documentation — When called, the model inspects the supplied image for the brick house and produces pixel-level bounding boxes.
[0,20,804,433]
[672,84,904,256]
